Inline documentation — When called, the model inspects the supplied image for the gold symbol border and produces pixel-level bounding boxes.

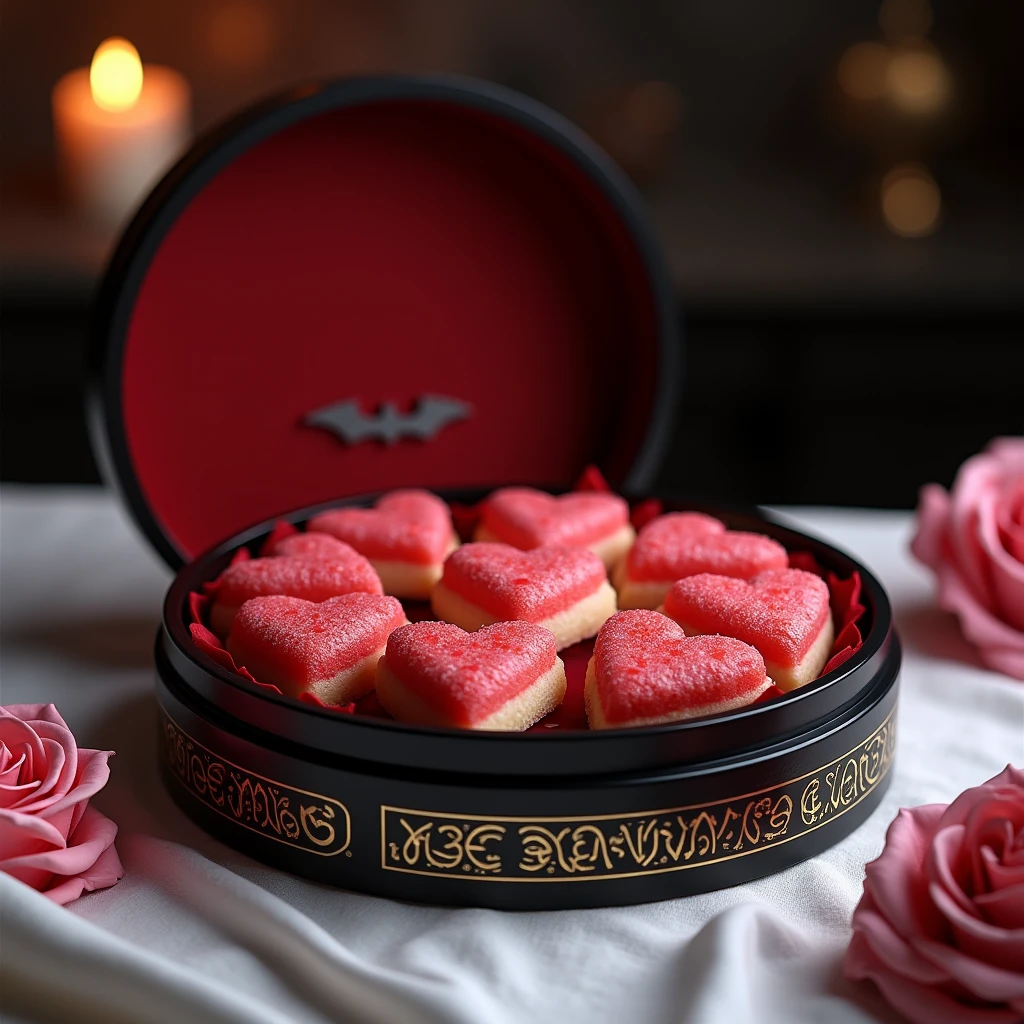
[380,705,895,883]
[160,710,351,857]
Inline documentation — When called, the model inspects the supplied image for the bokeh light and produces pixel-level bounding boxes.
[886,46,951,116]
[837,42,891,102]
[881,164,942,237]
[207,1,274,70]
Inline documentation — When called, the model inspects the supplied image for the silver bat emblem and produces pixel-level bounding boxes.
[304,394,472,446]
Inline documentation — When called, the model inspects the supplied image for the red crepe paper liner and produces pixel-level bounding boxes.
[573,465,612,492]
[449,501,480,542]
[189,622,266,688]
[630,498,663,532]
[259,519,299,556]
[202,544,252,598]
[188,590,210,627]
[297,692,357,714]
[188,622,358,714]
[788,551,865,673]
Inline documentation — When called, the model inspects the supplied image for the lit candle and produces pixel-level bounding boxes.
[52,38,190,228]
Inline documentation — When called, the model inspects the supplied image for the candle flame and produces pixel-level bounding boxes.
[90,37,143,112]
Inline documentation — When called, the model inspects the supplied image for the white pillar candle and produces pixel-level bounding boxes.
[52,38,191,228]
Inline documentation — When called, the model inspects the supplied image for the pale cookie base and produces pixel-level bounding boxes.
[665,614,835,693]
[376,656,567,731]
[431,580,617,650]
[584,659,774,730]
[371,536,459,600]
[225,641,388,706]
[612,569,673,611]
[474,523,635,571]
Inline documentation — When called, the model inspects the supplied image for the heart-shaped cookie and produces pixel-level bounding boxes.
[662,568,833,691]
[226,593,406,704]
[585,609,772,729]
[266,532,356,561]
[376,620,566,730]
[432,542,616,650]
[476,488,635,569]
[614,512,788,610]
[308,490,458,599]
[208,548,383,637]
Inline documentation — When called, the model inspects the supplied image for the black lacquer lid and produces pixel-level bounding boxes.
[88,75,680,570]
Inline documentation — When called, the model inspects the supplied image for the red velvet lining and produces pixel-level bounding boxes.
[185,479,866,730]
[121,101,660,560]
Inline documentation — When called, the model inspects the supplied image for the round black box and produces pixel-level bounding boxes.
[156,492,898,910]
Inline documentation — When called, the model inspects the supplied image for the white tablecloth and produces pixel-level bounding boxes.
[1,487,1022,1024]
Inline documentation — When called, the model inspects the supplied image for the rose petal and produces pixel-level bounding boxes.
[845,931,1019,1024]
[975,881,1024,931]
[996,476,1024,563]
[935,567,1024,680]
[914,933,1024,1003]
[1,704,71,730]
[4,802,118,881]
[864,805,949,941]
[7,739,64,815]
[0,807,67,892]
[42,840,124,905]
[939,777,1024,830]
[980,843,1024,895]
[911,483,953,572]
[929,824,979,918]
[0,712,47,788]
[17,746,113,819]
[965,803,1024,894]
[977,490,1024,631]
[0,806,68,859]
[946,474,993,606]
[850,896,951,984]
[36,805,123,905]
[930,881,1024,973]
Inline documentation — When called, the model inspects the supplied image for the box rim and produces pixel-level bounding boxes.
[160,487,898,776]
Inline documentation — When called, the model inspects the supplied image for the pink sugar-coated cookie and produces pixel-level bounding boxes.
[376,620,566,730]
[226,593,407,705]
[307,489,458,599]
[662,568,834,691]
[431,542,617,650]
[585,609,772,729]
[613,512,788,610]
[208,550,383,637]
[476,487,635,570]
[266,532,358,561]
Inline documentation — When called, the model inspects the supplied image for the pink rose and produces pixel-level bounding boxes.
[0,704,123,904]
[845,766,1024,1023]
[912,437,1024,680]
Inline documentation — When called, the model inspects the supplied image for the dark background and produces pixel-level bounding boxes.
[2,0,1021,506]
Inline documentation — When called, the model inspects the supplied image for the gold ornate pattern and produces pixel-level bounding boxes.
[161,711,350,856]
[381,708,895,883]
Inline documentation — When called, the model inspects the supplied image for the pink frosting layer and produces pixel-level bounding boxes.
[481,488,629,549]
[308,490,455,566]
[227,593,405,686]
[442,542,607,620]
[663,568,831,667]
[213,550,383,607]
[626,512,788,582]
[593,610,768,724]
[385,620,558,725]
